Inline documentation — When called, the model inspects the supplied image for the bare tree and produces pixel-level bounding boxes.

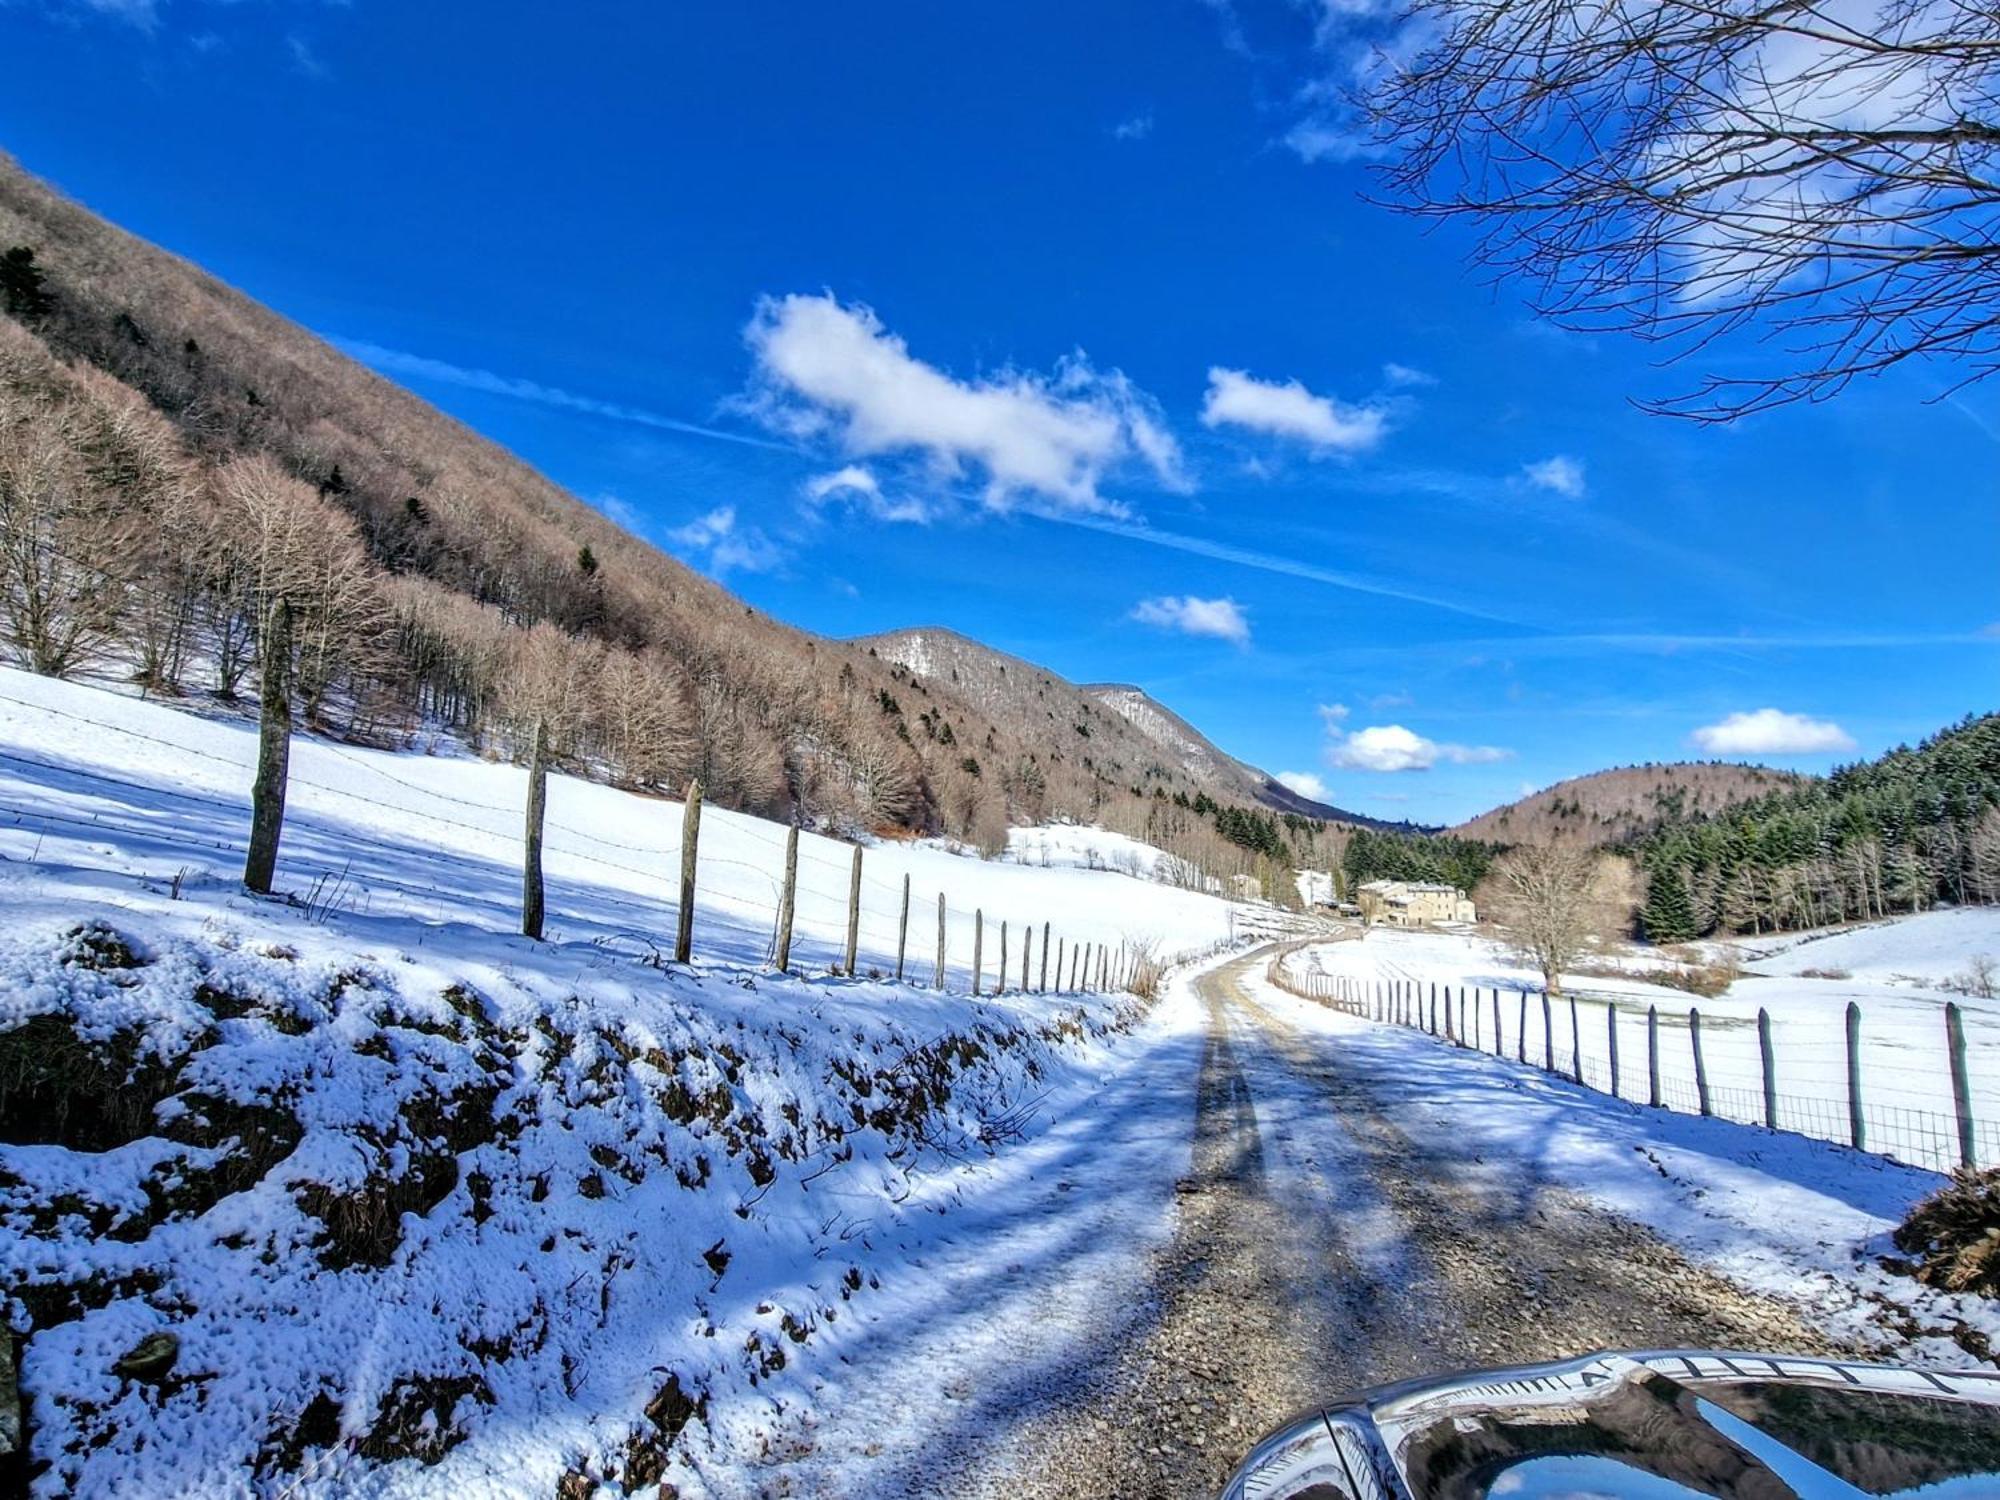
[1363,0,2000,418]
[1487,842,1603,995]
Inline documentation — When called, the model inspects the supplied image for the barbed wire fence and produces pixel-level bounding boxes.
[1268,951,1999,1175]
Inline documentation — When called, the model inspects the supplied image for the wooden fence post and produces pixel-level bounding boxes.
[1491,989,1502,1056]
[996,921,1008,996]
[1056,936,1066,992]
[1758,1008,1777,1129]
[774,825,799,973]
[1846,1001,1866,1151]
[1647,1005,1661,1108]
[1606,1003,1620,1097]
[895,873,910,982]
[1542,993,1555,1072]
[1569,995,1583,1084]
[1690,1008,1712,1116]
[844,845,863,976]
[520,714,548,941]
[674,778,702,964]
[1040,923,1051,992]
[244,597,294,896]
[972,909,984,996]
[935,893,946,991]
[1517,991,1528,1064]
[1947,1002,1976,1169]
[1022,923,1032,992]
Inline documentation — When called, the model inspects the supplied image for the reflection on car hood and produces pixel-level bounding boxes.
[1221,1351,2000,1500]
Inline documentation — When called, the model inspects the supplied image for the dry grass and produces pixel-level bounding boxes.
[1892,1168,2000,1297]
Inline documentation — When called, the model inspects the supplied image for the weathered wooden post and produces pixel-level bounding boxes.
[774,825,799,973]
[895,873,910,981]
[1846,1001,1866,1151]
[1690,1008,1712,1116]
[972,909,984,996]
[520,714,548,941]
[935,893,946,991]
[1070,944,1081,991]
[1022,923,1032,992]
[674,778,702,964]
[1757,1008,1777,1129]
[844,845,863,976]
[1491,989,1502,1056]
[1606,1003,1621,1097]
[1569,995,1583,1084]
[1430,982,1439,1035]
[1947,1002,1976,1169]
[1647,1004,1661,1108]
[244,597,294,896]
[1040,922,1051,991]
[1055,936,1066,992]
[1517,991,1529,1064]
[996,921,1008,996]
[1542,993,1555,1072]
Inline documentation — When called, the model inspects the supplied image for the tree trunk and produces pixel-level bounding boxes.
[243,599,293,894]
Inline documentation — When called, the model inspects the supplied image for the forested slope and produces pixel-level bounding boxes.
[1637,715,2000,938]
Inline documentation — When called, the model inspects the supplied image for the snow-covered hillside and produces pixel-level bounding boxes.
[0,668,1234,981]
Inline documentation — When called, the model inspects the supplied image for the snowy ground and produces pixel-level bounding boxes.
[4,666,1995,1497]
[0,667,1236,987]
[1283,915,2000,1171]
[1241,960,2000,1369]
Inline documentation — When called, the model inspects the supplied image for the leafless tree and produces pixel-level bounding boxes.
[1363,0,2000,418]
[1487,842,1604,994]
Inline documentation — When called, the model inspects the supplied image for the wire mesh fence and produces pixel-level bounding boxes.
[1269,959,2000,1175]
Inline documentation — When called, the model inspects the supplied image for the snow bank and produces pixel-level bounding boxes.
[1729,908,2000,986]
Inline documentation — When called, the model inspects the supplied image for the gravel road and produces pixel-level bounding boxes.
[966,945,1853,1500]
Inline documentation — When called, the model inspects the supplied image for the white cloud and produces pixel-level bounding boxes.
[1200,367,1387,454]
[1277,771,1331,801]
[287,35,328,78]
[1522,454,1587,498]
[801,464,933,524]
[1382,362,1436,388]
[803,465,880,503]
[668,506,783,576]
[1328,723,1512,772]
[1112,113,1155,141]
[1319,702,1351,726]
[1130,595,1251,647]
[1283,123,1382,164]
[1691,708,1855,756]
[744,293,1187,515]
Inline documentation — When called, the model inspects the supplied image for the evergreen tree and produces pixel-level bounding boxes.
[1,246,53,319]
[1640,866,1697,944]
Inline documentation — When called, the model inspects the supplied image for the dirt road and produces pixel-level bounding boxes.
[971,945,1850,1499]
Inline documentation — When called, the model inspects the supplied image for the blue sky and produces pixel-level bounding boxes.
[3,0,1994,823]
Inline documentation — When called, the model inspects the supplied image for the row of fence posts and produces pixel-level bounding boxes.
[1283,967,1984,1172]
[566,777,1140,996]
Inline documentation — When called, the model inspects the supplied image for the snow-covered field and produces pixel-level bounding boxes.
[0,667,1236,986]
[1284,914,2000,1171]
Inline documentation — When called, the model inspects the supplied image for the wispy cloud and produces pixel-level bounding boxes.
[287,34,327,78]
[331,337,790,452]
[1277,770,1331,800]
[1111,113,1155,141]
[668,506,783,576]
[1050,514,1528,626]
[1521,454,1586,498]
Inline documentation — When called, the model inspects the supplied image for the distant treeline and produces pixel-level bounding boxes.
[1341,826,1497,897]
[1637,713,2000,940]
